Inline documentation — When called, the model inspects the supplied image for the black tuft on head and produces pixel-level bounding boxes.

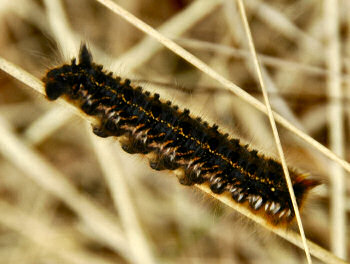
[79,44,93,66]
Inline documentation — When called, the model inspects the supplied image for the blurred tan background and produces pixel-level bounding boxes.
[0,0,349,263]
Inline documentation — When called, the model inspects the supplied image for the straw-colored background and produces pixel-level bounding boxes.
[0,0,349,263]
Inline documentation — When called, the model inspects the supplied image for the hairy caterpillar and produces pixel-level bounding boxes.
[43,44,320,226]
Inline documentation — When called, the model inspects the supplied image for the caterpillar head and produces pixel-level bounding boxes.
[43,44,92,100]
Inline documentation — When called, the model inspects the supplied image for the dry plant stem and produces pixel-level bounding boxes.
[347,1,350,138]
[245,0,322,53]
[224,0,304,137]
[0,116,130,258]
[23,0,220,146]
[4,0,49,35]
[0,56,346,264]
[300,105,328,135]
[6,189,53,262]
[89,132,156,264]
[324,0,347,259]
[0,201,115,264]
[176,37,350,83]
[223,0,304,129]
[94,0,350,174]
[196,184,348,264]
[23,106,73,145]
[0,57,43,95]
[113,0,222,70]
[235,0,312,263]
[43,0,78,58]
[0,57,95,125]
[0,114,133,262]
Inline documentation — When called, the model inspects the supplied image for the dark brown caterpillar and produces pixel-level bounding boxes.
[43,44,320,225]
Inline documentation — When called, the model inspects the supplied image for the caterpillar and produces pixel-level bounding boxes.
[43,44,320,226]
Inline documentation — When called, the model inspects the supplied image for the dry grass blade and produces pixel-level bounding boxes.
[0,200,116,264]
[113,0,223,71]
[324,0,347,259]
[0,60,132,260]
[23,106,73,145]
[0,115,130,256]
[0,0,349,263]
[20,0,221,147]
[235,0,312,263]
[0,54,347,263]
[89,133,156,264]
[197,184,348,264]
[175,37,350,87]
[245,0,322,51]
[43,0,77,57]
[95,0,350,175]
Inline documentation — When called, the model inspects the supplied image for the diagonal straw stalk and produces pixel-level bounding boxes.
[0,46,348,264]
[235,0,311,263]
[94,0,350,175]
